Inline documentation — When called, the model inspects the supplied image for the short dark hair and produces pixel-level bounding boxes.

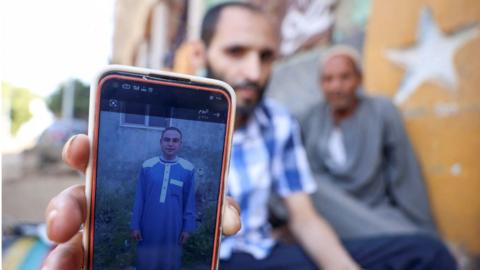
[201,2,263,48]
[161,127,182,139]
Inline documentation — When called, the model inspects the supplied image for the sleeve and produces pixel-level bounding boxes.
[182,169,197,233]
[130,168,145,230]
[381,99,437,233]
[299,105,316,142]
[299,104,333,179]
[272,117,317,198]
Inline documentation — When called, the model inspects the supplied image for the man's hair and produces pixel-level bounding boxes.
[161,126,182,139]
[201,2,263,48]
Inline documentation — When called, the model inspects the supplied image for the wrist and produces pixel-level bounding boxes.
[317,248,357,270]
[321,256,359,270]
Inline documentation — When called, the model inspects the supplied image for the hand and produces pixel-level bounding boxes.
[180,232,190,245]
[42,134,241,270]
[131,230,143,241]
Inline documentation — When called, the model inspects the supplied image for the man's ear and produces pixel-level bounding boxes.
[173,40,206,75]
[358,72,363,86]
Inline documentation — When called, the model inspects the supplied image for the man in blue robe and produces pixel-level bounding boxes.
[130,127,196,270]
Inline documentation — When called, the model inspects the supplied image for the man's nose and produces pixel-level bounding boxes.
[330,78,343,91]
[241,53,262,83]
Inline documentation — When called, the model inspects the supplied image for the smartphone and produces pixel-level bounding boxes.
[84,65,235,270]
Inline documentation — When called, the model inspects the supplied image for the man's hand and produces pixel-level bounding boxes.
[180,232,190,245]
[42,134,241,270]
[132,230,143,241]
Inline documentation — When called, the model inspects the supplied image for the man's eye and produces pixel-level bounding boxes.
[226,47,245,57]
[322,76,332,83]
[341,74,352,81]
[260,50,275,63]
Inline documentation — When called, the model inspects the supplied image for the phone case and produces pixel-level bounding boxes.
[84,65,236,270]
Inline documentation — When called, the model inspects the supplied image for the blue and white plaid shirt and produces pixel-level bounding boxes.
[219,98,317,260]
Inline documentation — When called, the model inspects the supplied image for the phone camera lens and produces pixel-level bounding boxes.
[109,99,119,109]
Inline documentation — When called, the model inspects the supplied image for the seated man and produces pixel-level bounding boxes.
[301,45,437,238]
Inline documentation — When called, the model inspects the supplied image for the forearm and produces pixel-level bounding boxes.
[290,216,356,269]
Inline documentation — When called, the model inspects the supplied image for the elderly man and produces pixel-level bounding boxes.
[302,45,437,238]
[131,127,196,270]
[43,3,456,270]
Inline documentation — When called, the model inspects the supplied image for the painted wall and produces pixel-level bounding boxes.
[363,0,480,254]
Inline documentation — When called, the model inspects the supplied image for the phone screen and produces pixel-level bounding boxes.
[89,72,231,270]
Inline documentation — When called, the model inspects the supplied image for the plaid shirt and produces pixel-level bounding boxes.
[220,99,317,260]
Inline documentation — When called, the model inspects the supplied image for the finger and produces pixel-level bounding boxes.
[225,197,240,213]
[62,134,90,173]
[42,232,84,270]
[222,197,241,236]
[46,185,87,243]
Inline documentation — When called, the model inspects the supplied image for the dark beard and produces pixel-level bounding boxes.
[206,65,268,118]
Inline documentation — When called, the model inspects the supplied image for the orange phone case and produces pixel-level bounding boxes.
[84,65,236,270]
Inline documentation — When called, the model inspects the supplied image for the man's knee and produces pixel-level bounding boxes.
[345,234,457,270]
[403,234,457,269]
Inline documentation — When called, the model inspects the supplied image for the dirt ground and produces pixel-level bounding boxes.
[2,152,83,228]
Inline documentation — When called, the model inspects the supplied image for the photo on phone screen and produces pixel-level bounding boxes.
[88,72,232,270]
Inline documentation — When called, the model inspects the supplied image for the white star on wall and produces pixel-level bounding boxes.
[385,7,479,104]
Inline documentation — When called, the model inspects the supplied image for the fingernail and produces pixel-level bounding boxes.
[46,209,58,237]
[62,135,78,160]
[47,209,57,222]
[228,204,240,216]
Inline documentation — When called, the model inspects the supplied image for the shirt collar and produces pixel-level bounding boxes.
[254,101,271,129]
[159,155,178,163]
[234,101,271,143]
